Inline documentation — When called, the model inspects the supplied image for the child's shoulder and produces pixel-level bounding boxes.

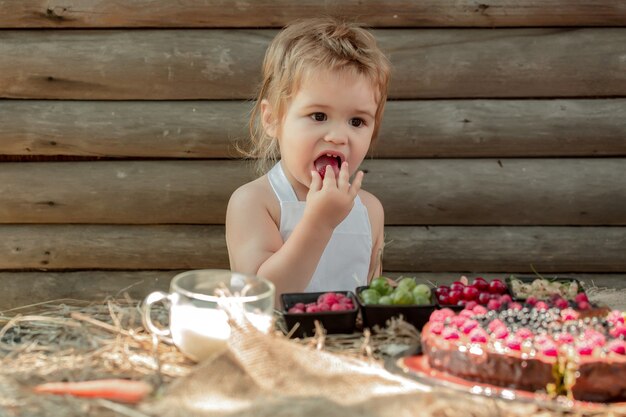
[228,175,279,221]
[230,175,273,205]
[358,189,383,216]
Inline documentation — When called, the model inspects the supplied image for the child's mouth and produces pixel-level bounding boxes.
[314,154,342,179]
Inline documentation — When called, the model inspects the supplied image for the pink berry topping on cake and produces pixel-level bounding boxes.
[472,305,488,315]
[610,325,626,338]
[577,342,594,356]
[469,328,488,343]
[488,318,505,333]
[553,332,574,345]
[506,335,522,351]
[608,310,625,325]
[560,308,579,321]
[492,326,509,340]
[430,321,444,335]
[607,340,626,355]
[442,328,460,340]
[429,310,448,323]
[584,329,606,347]
[516,328,533,340]
[461,319,479,334]
[541,342,558,357]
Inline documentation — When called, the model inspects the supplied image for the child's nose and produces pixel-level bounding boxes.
[323,125,348,145]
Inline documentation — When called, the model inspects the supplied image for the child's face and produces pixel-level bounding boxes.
[273,70,378,196]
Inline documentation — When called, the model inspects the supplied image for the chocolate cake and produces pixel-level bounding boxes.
[420,305,626,402]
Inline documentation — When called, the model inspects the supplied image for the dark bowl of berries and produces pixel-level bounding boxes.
[434,277,513,312]
[505,275,586,303]
[281,291,358,338]
[356,277,436,332]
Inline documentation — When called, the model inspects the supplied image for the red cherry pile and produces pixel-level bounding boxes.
[525,292,592,311]
[287,292,355,314]
[435,277,511,310]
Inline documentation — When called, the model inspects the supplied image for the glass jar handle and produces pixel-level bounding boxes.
[142,291,172,339]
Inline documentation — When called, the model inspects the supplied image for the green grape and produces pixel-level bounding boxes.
[412,283,431,300]
[360,288,381,305]
[396,277,417,292]
[370,276,393,296]
[391,289,414,305]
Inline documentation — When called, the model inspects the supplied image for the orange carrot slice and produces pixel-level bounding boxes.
[33,379,152,403]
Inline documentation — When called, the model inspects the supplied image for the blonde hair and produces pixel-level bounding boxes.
[243,17,391,174]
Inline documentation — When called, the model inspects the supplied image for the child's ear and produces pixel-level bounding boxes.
[260,99,278,138]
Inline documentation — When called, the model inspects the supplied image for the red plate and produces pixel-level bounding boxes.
[392,355,626,413]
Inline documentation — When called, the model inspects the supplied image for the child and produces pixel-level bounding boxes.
[226,17,391,297]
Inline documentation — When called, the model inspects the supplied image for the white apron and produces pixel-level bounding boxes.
[267,162,372,292]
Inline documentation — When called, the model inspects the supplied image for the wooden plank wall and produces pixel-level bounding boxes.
[1,1,625,309]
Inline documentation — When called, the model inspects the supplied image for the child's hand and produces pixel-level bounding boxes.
[304,162,364,231]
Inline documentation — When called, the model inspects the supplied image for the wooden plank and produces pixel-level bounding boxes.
[0,225,227,269]
[1,159,624,225]
[1,1,625,28]
[0,271,175,311]
[1,99,625,158]
[2,271,624,311]
[382,226,626,272]
[0,101,247,158]
[0,161,254,225]
[0,225,624,272]
[2,29,626,100]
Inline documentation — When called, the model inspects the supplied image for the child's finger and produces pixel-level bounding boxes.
[338,162,350,192]
[349,170,364,197]
[322,165,336,188]
[310,170,321,192]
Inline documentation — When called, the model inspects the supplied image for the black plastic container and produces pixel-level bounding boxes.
[281,291,358,338]
[356,286,436,332]
[434,300,464,312]
[505,275,585,301]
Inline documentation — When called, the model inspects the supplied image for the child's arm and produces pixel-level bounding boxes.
[226,163,362,295]
[360,190,385,282]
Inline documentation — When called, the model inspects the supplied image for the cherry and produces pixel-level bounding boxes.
[450,281,465,292]
[471,277,489,292]
[447,290,462,305]
[437,294,450,305]
[462,286,479,301]
[435,286,450,296]
[488,279,507,294]
[575,292,589,303]
[477,292,491,305]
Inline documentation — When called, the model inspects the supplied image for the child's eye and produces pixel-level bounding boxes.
[310,112,327,122]
[350,118,365,127]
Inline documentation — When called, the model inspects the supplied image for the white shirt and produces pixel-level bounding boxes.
[267,161,372,292]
